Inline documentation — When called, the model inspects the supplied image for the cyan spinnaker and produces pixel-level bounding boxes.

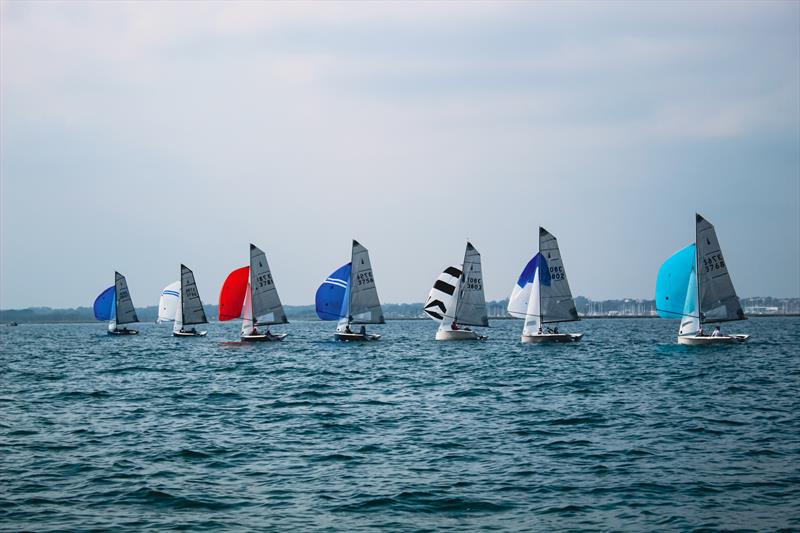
[93,286,115,321]
[315,263,351,321]
[656,243,695,318]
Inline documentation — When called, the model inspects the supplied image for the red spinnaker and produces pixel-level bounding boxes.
[218,266,249,321]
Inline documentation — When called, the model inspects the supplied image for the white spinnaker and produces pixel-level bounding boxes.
[424,266,462,324]
[453,242,488,327]
[349,240,384,324]
[241,281,254,336]
[158,281,180,323]
[508,259,534,319]
[250,244,288,326]
[523,267,541,334]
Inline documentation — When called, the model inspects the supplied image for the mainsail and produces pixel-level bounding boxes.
[453,242,488,327]
[348,240,384,324]
[180,265,208,326]
[249,244,288,326]
[695,214,745,323]
[114,272,138,325]
[424,266,462,321]
[538,228,579,323]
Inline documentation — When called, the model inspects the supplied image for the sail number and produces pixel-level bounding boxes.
[549,266,565,281]
[255,273,273,288]
[186,286,199,299]
[703,254,726,273]
[464,276,482,290]
[356,271,374,286]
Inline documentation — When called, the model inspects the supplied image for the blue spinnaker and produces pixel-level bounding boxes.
[93,286,115,321]
[516,252,551,288]
[315,263,351,321]
[656,244,695,319]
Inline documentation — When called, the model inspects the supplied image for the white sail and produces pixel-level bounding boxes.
[241,281,254,336]
[453,242,488,327]
[348,240,384,324]
[180,265,208,326]
[695,214,745,323]
[249,244,288,326]
[424,266,462,323]
[157,281,180,323]
[173,296,183,334]
[538,228,579,323]
[679,264,700,336]
[522,267,541,334]
[114,272,138,325]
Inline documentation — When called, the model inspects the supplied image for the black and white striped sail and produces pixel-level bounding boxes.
[538,227,579,323]
[348,240,384,324]
[249,244,288,326]
[179,264,208,327]
[453,243,489,327]
[424,266,462,321]
[114,271,138,325]
[696,214,745,323]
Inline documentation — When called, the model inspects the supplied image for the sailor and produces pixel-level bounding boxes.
[697,327,705,336]
[451,322,460,331]
[711,326,722,337]
[344,324,353,334]
[359,325,366,336]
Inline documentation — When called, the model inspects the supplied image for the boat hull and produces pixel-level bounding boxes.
[241,333,288,342]
[678,334,749,345]
[435,329,486,341]
[173,330,207,337]
[335,332,381,342]
[108,329,139,336]
[521,333,583,344]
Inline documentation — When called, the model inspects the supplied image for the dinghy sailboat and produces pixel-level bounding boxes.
[656,214,749,345]
[316,240,384,341]
[93,271,139,335]
[424,242,488,340]
[219,244,288,342]
[157,265,209,337]
[508,228,582,343]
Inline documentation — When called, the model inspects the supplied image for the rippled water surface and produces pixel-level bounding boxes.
[2,318,799,531]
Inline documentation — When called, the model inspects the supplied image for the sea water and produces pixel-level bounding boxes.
[1,318,798,531]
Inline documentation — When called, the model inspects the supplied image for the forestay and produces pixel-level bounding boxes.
[538,228,579,323]
[696,214,745,323]
[249,244,288,326]
[114,272,138,325]
[348,240,384,324]
[453,243,488,327]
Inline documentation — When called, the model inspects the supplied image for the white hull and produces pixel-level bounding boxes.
[521,333,583,344]
[241,333,288,342]
[678,334,749,345]
[108,328,138,336]
[335,332,381,342]
[173,330,207,337]
[435,329,486,341]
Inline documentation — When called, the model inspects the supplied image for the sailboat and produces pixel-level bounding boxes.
[93,271,140,335]
[424,242,488,340]
[157,265,208,337]
[316,240,384,341]
[219,244,288,342]
[656,214,749,345]
[508,227,582,343]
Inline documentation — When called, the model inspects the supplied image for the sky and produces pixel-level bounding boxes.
[1,0,798,309]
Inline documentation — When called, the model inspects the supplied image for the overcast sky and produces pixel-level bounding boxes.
[1,0,798,309]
